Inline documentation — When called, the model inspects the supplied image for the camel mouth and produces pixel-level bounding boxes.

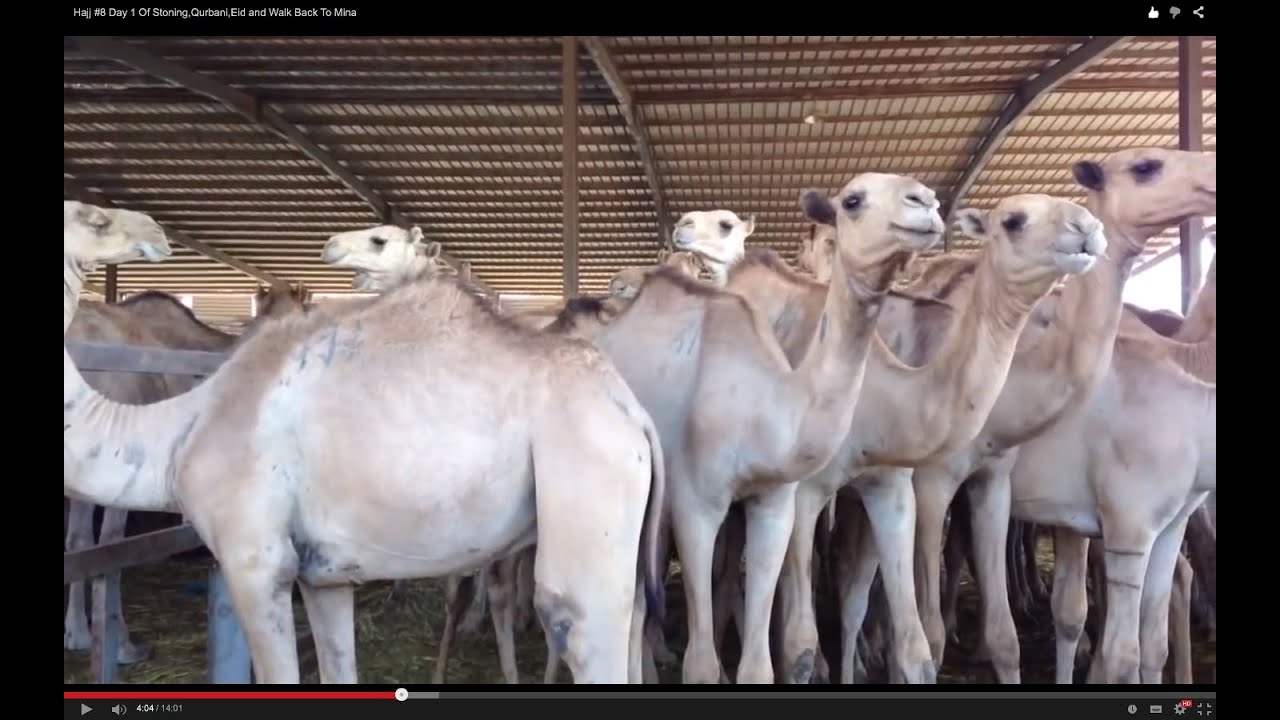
[320,245,348,264]
[1052,250,1099,274]
[891,223,941,237]
[138,243,172,262]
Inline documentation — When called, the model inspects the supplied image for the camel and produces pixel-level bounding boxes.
[552,177,943,683]
[320,226,717,684]
[1029,234,1216,685]
[609,250,706,299]
[64,279,314,663]
[690,192,1106,684]
[845,149,1218,685]
[65,205,667,684]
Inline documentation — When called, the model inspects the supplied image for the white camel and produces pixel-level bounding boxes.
[65,202,667,684]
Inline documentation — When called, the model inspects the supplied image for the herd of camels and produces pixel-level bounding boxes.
[63,145,1216,686]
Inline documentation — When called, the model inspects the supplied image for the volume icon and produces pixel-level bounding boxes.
[111,705,127,716]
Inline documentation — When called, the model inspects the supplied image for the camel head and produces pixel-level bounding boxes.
[64,200,172,270]
[797,224,838,282]
[799,173,945,270]
[254,281,310,318]
[608,250,704,299]
[1071,147,1216,253]
[954,195,1106,287]
[321,224,443,291]
[657,248,705,279]
[669,209,754,275]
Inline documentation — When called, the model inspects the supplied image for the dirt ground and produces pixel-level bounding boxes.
[64,541,1215,685]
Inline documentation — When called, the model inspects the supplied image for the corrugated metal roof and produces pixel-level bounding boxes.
[65,35,1216,326]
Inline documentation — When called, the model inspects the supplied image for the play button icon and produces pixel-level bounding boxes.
[82,704,93,715]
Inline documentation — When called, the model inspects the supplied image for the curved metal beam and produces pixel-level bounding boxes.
[942,36,1133,249]
[67,35,495,296]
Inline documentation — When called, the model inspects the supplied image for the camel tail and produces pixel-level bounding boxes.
[638,414,667,624]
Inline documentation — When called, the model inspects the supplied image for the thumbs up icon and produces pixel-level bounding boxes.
[1148,6,1160,16]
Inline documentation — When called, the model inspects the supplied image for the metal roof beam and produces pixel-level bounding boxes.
[67,35,495,297]
[65,176,280,286]
[1177,36,1205,315]
[581,36,672,246]
[941,35,1133,248]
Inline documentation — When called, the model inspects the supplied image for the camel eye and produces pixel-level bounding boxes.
[370,236,387,248]
[1001,212,1027,233]
[842,194,864,212]
[1130,159,1163,182]
[718,220,734,232]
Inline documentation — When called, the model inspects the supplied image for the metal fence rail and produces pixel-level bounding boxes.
[64,339,252,684]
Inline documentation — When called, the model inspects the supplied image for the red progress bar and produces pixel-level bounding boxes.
[65,691,394,700]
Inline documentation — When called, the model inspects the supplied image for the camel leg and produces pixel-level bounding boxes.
[671,479,730,684]
[1008,520,1033,619]
[1137,508,1198,684]
[458,569,489,636]
[1025,523,1050,601]
[776,480,830,684]
[64,499,96,652]
[644,528,677,666]
[865,578,891,674]
[531,428,647,687]
[912,464,963,669]
[1097,524,1156,684]
[433,573,478,683]
[96,507,151,664]
[218,546,303,683]
[1169,553,1193,684]
[1050,527,1090,684]
[712,503,746,656]
[514,546,537,632]
[297,584,357,683]
[735,483,798,684]
[487,556,521,684]
[1084,539,1107,683]
[860,469,935,684]
[963,464,1021,683]
[832,493,878,683]
[940,497,970,648]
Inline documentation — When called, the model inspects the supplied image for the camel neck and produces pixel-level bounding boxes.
[64,255,89,332]
[795,242,899,389]
[63,344,195,513]
[858,249,1050,466]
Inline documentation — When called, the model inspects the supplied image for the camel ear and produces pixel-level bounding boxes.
[656,248,670,263]
[417,240,442,260]
[1072,161,1106,192]
[408,226,425,245]
[799,189,836,226]
[954,208,989,239]
[742,214,756,236]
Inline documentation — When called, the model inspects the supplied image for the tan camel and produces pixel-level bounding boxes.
[693,192,1106,684]
[65,209,667,684]
[553,176,943,683]
[861,149,1219,685]
[991,175,1215,683]
[609,250,706,299]
[1035,236,1215,685]
[64,278,314,663]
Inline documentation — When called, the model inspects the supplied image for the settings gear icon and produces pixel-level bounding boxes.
[1174,706,1187,716]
